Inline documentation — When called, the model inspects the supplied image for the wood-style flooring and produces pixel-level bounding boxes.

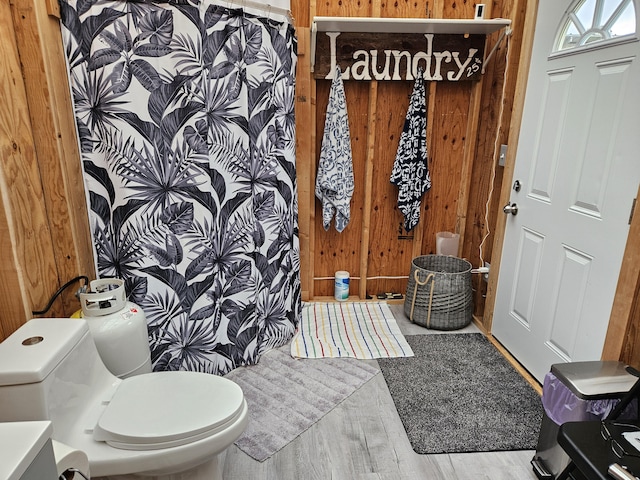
[220,305,541,480]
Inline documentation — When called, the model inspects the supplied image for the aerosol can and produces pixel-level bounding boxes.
[77,278,152,378]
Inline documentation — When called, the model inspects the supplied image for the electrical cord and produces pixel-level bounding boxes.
[32,275,89,315]
[478,29,512,268]
[471,266,490,274]
[313,275,408,281]
[59,468,90,480]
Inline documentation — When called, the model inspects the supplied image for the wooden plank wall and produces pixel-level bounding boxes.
[293,0,523,304]
[0,0,94,341]
[463,0,528,324]
[0,2,38,337]
[1,0,637,364]
[603,183,640,365]
[2,0,517,339]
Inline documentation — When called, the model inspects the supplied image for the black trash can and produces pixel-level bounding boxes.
[531,361,638,479]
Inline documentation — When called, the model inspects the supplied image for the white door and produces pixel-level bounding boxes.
[492,0,640,383]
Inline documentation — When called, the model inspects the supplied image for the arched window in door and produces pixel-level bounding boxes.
[554,0,637,52]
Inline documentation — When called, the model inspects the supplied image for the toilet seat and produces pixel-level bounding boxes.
[93,371,245,451]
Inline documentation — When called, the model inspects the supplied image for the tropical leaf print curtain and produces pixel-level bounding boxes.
[59,0,300,375]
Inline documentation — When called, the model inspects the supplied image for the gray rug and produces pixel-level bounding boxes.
[378,334,543,454]
[224,345,379,461]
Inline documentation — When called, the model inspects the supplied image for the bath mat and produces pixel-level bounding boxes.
[224,345,378,462]
[378,334,543,454]
[290,302,414,359]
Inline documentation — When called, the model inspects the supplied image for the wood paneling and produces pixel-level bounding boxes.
[441,0,476,19]
[308,0,484,300]
[463,0,526,320]
[0,0,60,332]
[358,80,378,299]
[0,0,94,341]
[308,1,486,300]
[366,80,414,298]
[313,80,369,297]
[291,0,310,27]
[380,0,431,18]
[621,285,640,368]
[0,190,30,339]
[1,0,638,365]
[296,27,313,300]
[0,4,28,338]
[482,0,537,333]
[421,81,471,254]
[316,0,372,17]
[11,0,95,313]
[603,184,640,366]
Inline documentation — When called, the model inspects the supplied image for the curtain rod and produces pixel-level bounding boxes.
[224,0,293,23]
[54,1,294,25]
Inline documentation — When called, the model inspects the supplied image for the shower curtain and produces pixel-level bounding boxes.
[59,0,300,375]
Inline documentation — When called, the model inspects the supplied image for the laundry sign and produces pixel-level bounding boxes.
[314,32,486,81]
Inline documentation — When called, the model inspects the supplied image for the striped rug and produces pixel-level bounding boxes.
[290,302,414,359]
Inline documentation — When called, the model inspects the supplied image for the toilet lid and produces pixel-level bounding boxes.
[93,371,245,450]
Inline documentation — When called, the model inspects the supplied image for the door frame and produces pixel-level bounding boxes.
[483,0,640,365]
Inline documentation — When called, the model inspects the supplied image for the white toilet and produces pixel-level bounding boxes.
[0,318,249,479]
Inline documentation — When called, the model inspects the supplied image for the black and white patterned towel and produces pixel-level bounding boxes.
[315,66,354,233]
[390,70,431,232]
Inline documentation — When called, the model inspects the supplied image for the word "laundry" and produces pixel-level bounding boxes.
[315,32,485,82]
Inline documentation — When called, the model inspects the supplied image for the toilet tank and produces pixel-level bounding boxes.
[0,318,117,433]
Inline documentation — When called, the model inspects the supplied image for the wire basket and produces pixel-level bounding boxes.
[404,255,473,330]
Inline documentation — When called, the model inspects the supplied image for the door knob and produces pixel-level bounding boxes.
[503,202,518,216]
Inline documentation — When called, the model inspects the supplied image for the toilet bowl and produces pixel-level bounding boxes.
[0,318,248,479]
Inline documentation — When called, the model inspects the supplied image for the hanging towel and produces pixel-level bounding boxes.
[315,66,354,233]
[390,68,431,232]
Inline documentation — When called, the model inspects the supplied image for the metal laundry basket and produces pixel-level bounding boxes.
[404,255,473,330]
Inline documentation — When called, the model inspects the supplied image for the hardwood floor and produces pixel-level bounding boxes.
[221,304,541,480]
